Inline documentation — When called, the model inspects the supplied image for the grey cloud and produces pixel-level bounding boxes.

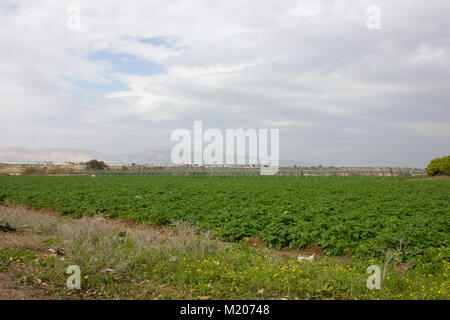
[0,0,449,167]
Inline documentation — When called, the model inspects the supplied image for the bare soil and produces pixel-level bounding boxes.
[0,273,52,300]
[247,237,324,258]
[0,224,54,300]
[406,175,450,181]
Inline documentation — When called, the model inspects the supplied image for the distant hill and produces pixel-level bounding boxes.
[0,147,171,165]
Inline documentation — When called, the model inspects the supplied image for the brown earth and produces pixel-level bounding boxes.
[0,221,55,300]
[247,237,324,258]
[406,175,450,181]
[0,163,159,176]
[0,273,52,300]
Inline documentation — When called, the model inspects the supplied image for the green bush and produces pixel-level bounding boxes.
[86,159,108,170]
[427,155,450,176]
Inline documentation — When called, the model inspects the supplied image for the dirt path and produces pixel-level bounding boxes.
[0,272,51,300]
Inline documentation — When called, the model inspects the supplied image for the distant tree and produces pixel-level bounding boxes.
[86,159,108,170]
[427,155,450,176]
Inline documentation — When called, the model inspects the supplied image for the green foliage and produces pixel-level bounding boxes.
[427,155,450,176]
[2,243,449,300]
[0,176,449,265]
[42,237,62,246]
[0,248,36,271]
[86,159,108,170]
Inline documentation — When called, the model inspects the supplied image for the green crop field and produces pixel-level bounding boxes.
[0,176,448,266]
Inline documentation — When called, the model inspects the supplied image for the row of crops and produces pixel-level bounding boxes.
[0,176,448,265]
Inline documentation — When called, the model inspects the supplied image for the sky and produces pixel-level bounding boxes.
[0,0,449,167]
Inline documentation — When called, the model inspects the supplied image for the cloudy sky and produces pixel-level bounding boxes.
[0,0,449,167]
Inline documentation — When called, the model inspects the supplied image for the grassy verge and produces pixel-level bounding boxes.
[0,207,448,300]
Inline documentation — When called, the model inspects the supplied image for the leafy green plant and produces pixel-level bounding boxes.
[0,176,448,266]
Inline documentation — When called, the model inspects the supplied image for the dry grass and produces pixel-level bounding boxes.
[0,206,221,275]
[0,206,221,299]
[1,208,60,234]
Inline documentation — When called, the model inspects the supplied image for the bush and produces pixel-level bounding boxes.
[427,155,450,176]
[21,167,47,175]
[86,160,108,170]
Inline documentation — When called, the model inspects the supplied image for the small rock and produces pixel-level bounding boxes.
[297,253,315,262]
[49,248,65,256]
[57,293,68,300]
